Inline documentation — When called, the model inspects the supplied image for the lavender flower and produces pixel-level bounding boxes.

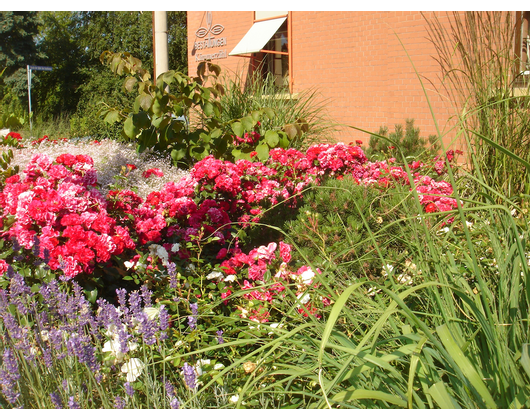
[187,315,197,331]
[140,284,152,307]
[42,248,50,265]
[216,330,224,344]
[6,264,15,278]
[167,262,178,288]
[170,398,180,409]
[159,305,169,331]
[128,291,143,321]
[32,234,40,257]
[0,348,21,405]
[164,379,175,397]
[68,396,80,409]
[114,395,126,409]
[50,392,63,409]
[124,381,135,397]
[66,334,100,372]
[182,362,197,389]
[137,311,157,345]
[190,302,198,316]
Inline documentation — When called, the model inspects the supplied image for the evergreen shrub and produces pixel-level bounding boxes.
[284,175,420,282]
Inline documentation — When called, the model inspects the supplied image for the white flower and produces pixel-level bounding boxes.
[296,293,311,306]
[186,263,196,272]
[148,244,169,265]
[144,306,161,321]
[382,264,394,277]
[40,330,50,342]
[171,243,180,253]
[213,363,224,370]
[206,271,224,280]
[366,287,382,297]
[224,274,236,282]
[102,324,138,363]
[466,221,473,229]
[195,359,211,376]
[397,273,413,285]
[124,260,135,270]
[121,358,145,382]
[300,268,315,284]
[230,395,239,404]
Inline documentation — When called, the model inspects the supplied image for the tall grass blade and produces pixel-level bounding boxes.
[436,324,497,408]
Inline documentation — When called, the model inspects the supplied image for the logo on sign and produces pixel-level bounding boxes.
[194,11,228,60]
[195,11,224,38]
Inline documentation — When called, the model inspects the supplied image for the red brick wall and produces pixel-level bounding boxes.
[187,11,465,149]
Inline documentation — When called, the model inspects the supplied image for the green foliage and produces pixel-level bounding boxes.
[366,118,440,163]
[219,71,337,150]
[0,12,43,121]
[284,176,420,282]
[99,52,302,167]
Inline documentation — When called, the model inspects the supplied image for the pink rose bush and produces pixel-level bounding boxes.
[0,141,460,320]
[0,153,136,277]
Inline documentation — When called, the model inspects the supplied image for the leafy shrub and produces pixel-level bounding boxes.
[99,52,307,167]
[219,71,337,150]
[284,175,419,281]
[366,118,440,164]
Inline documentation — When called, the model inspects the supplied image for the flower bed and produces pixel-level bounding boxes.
[0,135,461,408]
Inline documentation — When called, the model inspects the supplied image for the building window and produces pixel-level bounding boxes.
[252,19,289,91]
[229,12,291,92]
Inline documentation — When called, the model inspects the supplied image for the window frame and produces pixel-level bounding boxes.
[251,11,293,93]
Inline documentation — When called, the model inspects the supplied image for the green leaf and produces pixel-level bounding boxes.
[203,101,214,117]
[255,143,269,161]
[265,130,279,148]
[124,116,140,139]
[104,109,121,124]
[139,93,153,111]
[428,382,461,409]
[278,132,290,149]
[124,76,137,92]
[133,111,151,129]
[283,123,301,140]
[436,324,496,408]
[241,116,254,132]
[331,387,407,408]
[520,344,530,381]
[231,121,244,137]
[262,107,275,120]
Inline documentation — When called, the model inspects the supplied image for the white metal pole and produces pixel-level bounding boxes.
[26,65,32,132]
[153,11,169,79]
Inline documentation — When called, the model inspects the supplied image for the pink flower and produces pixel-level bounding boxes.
[279,241,292,263]
[142,168,164,178]
[0,259,9,276]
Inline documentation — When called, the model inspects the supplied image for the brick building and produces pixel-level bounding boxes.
[187,11,527,147]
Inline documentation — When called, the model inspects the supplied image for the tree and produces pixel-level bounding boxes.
[0,11,43,117]
[28,11,188,137]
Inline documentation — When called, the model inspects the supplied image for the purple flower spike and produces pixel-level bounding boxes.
[68,396,80,409]
[124,381,134,397]
[182,362,197,389]
[50,392,63,409]
[114,395,126,409]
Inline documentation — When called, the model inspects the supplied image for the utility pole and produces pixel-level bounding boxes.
[153,11,169,80]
